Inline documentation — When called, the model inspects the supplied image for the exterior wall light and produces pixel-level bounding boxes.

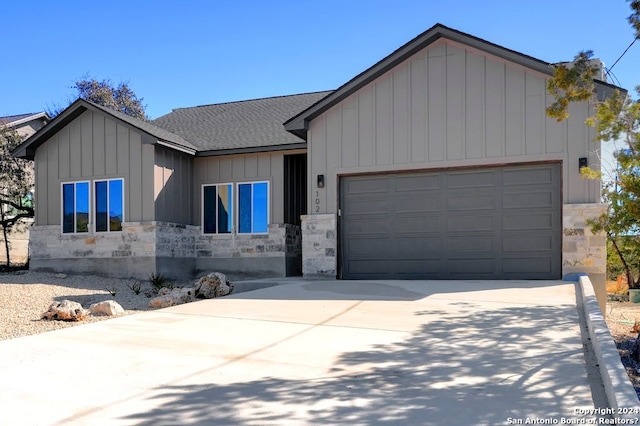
[579,157,588,170]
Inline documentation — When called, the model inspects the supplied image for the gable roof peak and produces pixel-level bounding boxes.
[12,98,197,160]
[284,23,559,139]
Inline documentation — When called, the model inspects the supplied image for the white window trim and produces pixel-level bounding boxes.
[94,178,125,233]
[60,178,125,235]
[201,183,234,236]
[236,180,270,235]
[60,180,91,234]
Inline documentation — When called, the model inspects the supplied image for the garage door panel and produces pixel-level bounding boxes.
[503,213,553,230]
[447,170,495,188]
[448,214,496,232]
[503,167,553,186]
[447,259,496,274]
[348,198,389,214]
[396,215,441,233]
[448,235,497,252]
[346,217,390,235]
[396,237,442,254]
[340,163,561,280]
[391,259,443,274]
[448,192,497,210]
[395,174,441,191]
[344,178,390,194]
[346,238,395,256]
[346,260,390,274]
[503,192,553,209]
[503,258,553,274]
[503,234,553,252]
[396,196,441,213]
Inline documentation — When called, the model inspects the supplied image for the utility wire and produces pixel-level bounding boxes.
[605,68,623,87]
[608,36,639,74]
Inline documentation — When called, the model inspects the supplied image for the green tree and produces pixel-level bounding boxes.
[0,125,34,267]
[49,76,148,120]
[546,1,640,287]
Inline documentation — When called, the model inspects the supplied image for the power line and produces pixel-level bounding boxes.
[605,67,623,87]
[608,36,639,73]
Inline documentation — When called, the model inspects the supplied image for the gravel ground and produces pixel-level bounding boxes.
[0,271,190,341]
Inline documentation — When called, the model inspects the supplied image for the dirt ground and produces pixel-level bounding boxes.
[604,280,640,399]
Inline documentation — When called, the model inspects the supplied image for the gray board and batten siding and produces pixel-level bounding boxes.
[302,36,602,283]
[339,163,562,279]
[193,150,306,228]
[34,109,157,227]
[306,39,600,219]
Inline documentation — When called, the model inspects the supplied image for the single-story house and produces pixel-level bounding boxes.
[13,24,612,309]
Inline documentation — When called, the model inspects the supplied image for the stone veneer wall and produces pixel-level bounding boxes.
[29,222,302,280]
[301,214,337,276]
[563,203,607,313]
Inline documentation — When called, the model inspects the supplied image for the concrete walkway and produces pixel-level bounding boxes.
[0,279,617,425]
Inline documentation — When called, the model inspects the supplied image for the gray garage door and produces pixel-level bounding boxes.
[339,164,561,279]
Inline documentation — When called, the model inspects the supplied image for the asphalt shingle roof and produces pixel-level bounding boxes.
[151,91,332,152]
[85,101,199,152]
[0,113,40,126]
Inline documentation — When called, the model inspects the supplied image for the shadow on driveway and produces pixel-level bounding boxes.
[119,284,595,425]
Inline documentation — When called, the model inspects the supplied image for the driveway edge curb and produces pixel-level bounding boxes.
[579,275,640,413]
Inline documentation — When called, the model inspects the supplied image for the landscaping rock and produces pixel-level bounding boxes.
[194,272,234,298]
[54,273,68,279]
[149,287,196,309]
[42,300,88,321]
[89,300,125,316]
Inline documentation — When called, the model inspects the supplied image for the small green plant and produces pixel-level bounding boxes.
[105,285,117,297]
[148,272,173,294]
[127,280,142,295]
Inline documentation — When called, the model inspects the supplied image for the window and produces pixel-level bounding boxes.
[61,179,124,234]
[95,179,124,232]
[202,184,233,234]
[238,181,268,234]
[62,181,90,233]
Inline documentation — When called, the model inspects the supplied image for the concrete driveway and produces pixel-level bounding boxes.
[0,279,609,425]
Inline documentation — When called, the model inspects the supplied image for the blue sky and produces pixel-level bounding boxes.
[3,1,639,120]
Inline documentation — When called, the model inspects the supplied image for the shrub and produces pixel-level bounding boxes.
[148,272,173,294]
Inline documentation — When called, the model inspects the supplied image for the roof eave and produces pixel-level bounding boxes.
[11,99,197,160]
[11,100,88,160]
[155,139,197,156]
[196,142,307,157]
[4,112,51,129]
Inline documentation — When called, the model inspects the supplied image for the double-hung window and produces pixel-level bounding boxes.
[202,183,233,234]
[61,178,124,234]
[238,181,268,234]
[95,179,124,232]
[62,181,90,233]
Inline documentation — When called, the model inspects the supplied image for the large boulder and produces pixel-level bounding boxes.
[42,300,88,321]
[194,272,234,299]
[89,300,125,316]
[149,287,196,309]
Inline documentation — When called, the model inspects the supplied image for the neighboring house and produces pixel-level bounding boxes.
[0,112,50,139]
[12,24,612,310]
[0,112,50,265]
